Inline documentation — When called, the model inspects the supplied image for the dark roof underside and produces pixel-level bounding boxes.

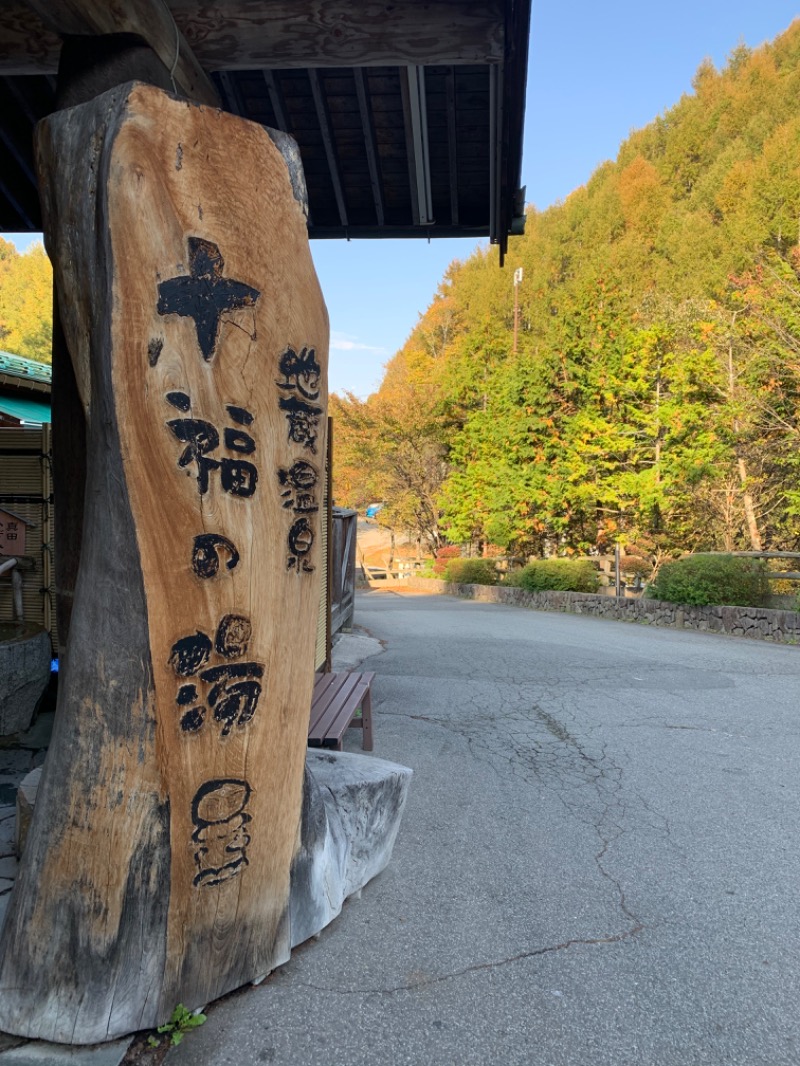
[216,65,492,237]
[0,1,530,259]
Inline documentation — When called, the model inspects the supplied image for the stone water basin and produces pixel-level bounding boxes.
[0,624,51,739]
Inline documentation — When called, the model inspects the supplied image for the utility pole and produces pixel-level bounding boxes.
[513,266,523,354]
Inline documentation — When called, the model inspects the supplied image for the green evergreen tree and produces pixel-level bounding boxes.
[331,20,800,560]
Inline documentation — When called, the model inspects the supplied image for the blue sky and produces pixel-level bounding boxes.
[8,3,799,396]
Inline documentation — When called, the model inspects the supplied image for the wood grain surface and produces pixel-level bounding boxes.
[0,0,504,73]
[0,82,328,1043]
[22,0,219,103]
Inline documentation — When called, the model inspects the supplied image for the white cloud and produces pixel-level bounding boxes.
[330,331,387,354]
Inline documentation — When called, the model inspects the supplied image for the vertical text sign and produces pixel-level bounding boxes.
[110,87,329,1006]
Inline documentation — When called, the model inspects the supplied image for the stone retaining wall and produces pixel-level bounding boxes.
[402,577,800,644]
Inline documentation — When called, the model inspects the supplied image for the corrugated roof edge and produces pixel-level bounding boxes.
[0,351,52,384]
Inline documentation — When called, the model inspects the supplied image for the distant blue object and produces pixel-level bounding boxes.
[365,503,384,519]
[51,659,59,673]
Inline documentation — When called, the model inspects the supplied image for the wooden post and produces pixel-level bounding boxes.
[0,81,328,1043]
[51,289,87,654]
[325,416,333,672]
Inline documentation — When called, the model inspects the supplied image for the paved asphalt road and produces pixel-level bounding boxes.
[168,590,800,1066]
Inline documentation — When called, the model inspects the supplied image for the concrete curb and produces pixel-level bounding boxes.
[402,577,800,645]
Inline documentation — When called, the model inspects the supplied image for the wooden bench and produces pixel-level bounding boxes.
[308,671,375,751]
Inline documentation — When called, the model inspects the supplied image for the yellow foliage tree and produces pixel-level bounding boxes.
[0,241,53,364]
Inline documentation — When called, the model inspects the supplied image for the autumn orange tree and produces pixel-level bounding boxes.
[330,275,462,552]
[333,19,800,559]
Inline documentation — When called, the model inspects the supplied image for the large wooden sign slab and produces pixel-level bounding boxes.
[0,83,328,1043]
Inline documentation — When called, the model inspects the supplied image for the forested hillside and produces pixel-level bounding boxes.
[0,237,52,364]
[333,21,800,560]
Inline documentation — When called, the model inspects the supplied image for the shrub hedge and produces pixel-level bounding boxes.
[443,558,498,585]
[648,554,769,607]
[501,569,525,588]
[516,559,600,593]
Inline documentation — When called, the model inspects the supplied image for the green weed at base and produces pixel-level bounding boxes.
[148,1004,207,1048]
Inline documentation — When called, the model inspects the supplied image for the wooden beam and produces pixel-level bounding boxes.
[353,69,384,228]
[0,0,505,73]
[174,0,504,69]
[308,69,348,229]
[399,71,420,227]
[20,0,220,106]
[488,61,502,249]
[0,7,60,75]
[401,66,433,227]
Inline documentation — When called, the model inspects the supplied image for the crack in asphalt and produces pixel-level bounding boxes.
[618,717,749,740]
[298,685,686,999]
[296,924,643,997]
[390,697,679,868]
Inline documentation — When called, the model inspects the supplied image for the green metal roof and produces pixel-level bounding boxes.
[0,394,51,423]
[0,351,52,386]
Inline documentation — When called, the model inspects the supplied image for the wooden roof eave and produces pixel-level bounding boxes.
[0,0,530,258]
[0,1,506,76]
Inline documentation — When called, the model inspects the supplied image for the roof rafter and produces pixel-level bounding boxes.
[401,66,433,228]
[353,69,384,228]
[308,69,349,229]
[263,70,288,132]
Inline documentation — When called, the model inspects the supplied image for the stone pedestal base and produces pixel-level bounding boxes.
[291,751,412,948]
[13,750,413,963]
